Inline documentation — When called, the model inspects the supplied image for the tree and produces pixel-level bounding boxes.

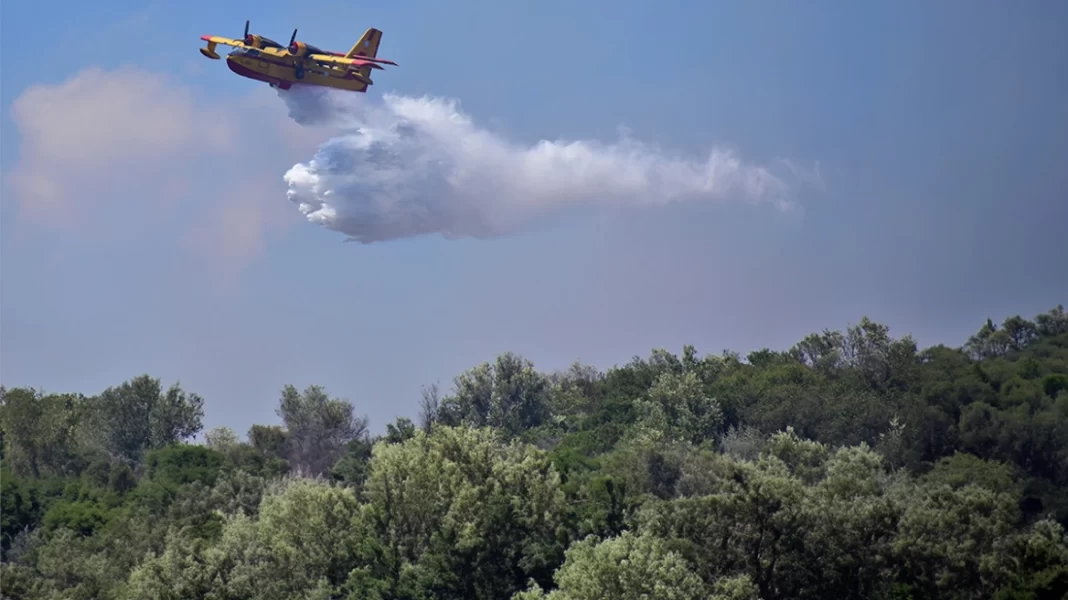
[0,388,85,477]
[789,329,845,374]
[85,375,204,464]
[439,352,551,436]
[126,478,363,599]
[204,426,241,451]
[840,317,918,390]
[634,371,724,445]
[418,383,441,433]
[514,531,708,600]
[359,425,567,599]
[384,417,417,444]
[275,385,369,476]
[248,424,287,456]
[1035,304,1068,337]
[1001,315,1039,350]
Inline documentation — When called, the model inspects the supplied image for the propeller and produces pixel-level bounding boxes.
[288,28,303,55]
[242,19,278,51]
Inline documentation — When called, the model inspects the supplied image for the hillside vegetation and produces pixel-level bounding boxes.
[2,305,1068,599]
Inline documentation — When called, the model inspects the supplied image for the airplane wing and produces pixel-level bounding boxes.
[309,53,388,70]
[318,50,397,66]
[200,35,289,59]
[200,35,247,47]
[352,56,398,66]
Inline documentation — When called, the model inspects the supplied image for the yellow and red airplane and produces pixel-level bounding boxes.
[199,20,397,92]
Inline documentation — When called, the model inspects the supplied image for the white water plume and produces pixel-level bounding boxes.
[280,87,798,244]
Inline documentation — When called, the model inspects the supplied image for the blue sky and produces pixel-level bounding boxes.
[2,0,1066,435]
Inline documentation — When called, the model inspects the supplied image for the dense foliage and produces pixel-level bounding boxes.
[2,305,1068,599]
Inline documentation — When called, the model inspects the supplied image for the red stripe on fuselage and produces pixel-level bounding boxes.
[226,57,293,88]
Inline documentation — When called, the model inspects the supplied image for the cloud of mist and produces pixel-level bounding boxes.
[280,86,801,244]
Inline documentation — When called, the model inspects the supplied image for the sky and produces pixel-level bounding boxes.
[2,0,1066,436]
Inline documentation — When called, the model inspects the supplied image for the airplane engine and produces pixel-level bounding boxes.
[245,34,283,50]
[235,21,283,51]
[245,34,269,48]
[288,40,327,57]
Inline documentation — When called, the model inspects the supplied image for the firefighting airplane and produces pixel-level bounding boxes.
[199,20,397,92]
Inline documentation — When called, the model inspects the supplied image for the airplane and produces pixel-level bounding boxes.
[199,20,397,92]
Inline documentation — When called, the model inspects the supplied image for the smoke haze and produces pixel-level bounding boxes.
[280,87,798,244]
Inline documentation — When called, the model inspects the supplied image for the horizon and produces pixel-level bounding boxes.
[4,304,1063,439]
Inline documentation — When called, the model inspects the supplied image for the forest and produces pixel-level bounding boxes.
[2,305,1067,600]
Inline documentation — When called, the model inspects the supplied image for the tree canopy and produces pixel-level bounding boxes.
[2,305,1067,599]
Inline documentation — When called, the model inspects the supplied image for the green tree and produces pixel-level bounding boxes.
[0,387,86,477]
[634,371,724,445]
[276,384,369,476]
[513,531,707,600]
[438,353,551,436]
[85,375,204,464]
[358,425,567,599]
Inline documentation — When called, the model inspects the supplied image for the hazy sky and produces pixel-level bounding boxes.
[2,0,1066,435]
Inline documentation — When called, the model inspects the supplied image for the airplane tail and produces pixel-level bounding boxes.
[346,28,382,59]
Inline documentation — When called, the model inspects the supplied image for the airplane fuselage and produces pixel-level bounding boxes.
[225,50,370,92]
